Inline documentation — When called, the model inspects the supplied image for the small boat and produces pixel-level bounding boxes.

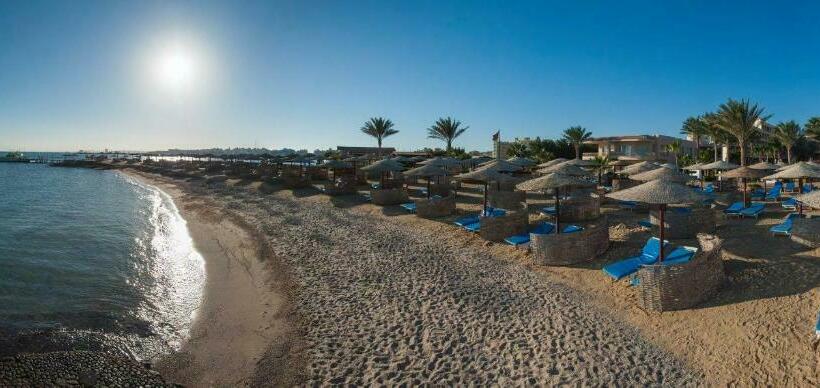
[0,151,27,163]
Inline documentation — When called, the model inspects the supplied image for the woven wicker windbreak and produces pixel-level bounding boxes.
[370,187,408,205]
[636,234,726,312]
[414,194,456,218]
[530,217,609,265]
[478,211,528,242]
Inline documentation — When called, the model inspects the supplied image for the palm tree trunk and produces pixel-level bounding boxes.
[786,146,792,164]
[739,140,746,166]
[446,139,452,153]
[713,143,718,162]
[574,144,580,159]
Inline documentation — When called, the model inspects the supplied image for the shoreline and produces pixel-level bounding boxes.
[122,170,297,387]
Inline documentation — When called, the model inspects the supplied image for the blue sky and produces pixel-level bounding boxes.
[2,1,820,152]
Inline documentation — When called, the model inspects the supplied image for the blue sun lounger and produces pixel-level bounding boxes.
[803,183,813,193]
[540,206,557,216]
[781,197,798,210]
[750,188,766,200]
[562,225,584,233]
[629,245,698,286]
[459,208,507,232]
[503,222,555,246]
[602,237,670,280]
[723,202,745,216]
[785,181,796,192]
[619,201,638,211]
[770,213,799,236]
[765,185,781,201]
[638,220,653,228]
[400,202,416,213]
[740,203,765,218]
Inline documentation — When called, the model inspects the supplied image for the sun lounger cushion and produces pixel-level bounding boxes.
[503,223,556,246]
[785,182,795,192]
[803,184,813,193]
[400,203,416,213]
[765,186,780,200]
[602,238,669,280]
[740,203,765,218]
[532,222,555,234]
[540,206,556,215]
[782,198,797,209]
[723,202,745,214]
[562,225,583,233]
[482,208,506,217]
[454,215,480,227]
[638,220,653,228]
[770,213,799,235]
[663,246,697,265]
[464,222,480,232]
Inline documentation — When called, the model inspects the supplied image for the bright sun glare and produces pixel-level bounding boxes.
[152,43,200,95]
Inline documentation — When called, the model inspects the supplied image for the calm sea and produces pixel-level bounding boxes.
[0,162,205,360]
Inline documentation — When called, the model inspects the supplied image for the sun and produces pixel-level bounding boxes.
[152,43,199,95]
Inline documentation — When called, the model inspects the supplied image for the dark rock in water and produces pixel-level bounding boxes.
[0,351,172,387]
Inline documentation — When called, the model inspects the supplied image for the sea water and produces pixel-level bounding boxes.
[0,163,205,360]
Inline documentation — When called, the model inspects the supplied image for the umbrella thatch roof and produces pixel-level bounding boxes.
[537,158,568,168]
[474,159,523,172]
[794,190,820,208]
[420,156,464,168]
[748,161,778,170]
[683,162,704,171]
[470,155,494,163]
[403,164,448,178]
[391,155,412,163]
[516,172,595,191]
[343,155,370,162]
[320,160,352,169]
[606,179,705,204]
[721,166,771,179]
[454,162,521,183]
[659,163,678,169]
[538,163,593,176]
[563,158,595,167]
[506,156,537,167]
[610,159,634,166]
[630,167,694,182]
[620,161,660,175]
[699,160,739,170]
[359,158,405,173]
[763,162,820,179]
[409,156,427,163]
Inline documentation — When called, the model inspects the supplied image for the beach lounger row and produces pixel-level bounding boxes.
[602,237,698,281]
[503,222,584,246]
[723,202,765,218]
[453,208,507,232]
[769,213,800,236]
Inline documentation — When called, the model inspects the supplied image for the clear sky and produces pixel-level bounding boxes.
[2,1,820,152]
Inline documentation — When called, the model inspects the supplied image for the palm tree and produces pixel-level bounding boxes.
[562,126,592,159]
[427,117,468,152]
[506,142,530,158]
[360,117,398,153]
[591,155,610,184]
[773,121,803,164]
[806,117,820,141]
[715,99,770,166]
[680,116,706,148]
[665,140,682,166]
[702,112,725,162]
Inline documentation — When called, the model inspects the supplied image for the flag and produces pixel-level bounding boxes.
[492,130,500,141]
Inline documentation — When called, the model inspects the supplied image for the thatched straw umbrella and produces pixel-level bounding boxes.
[620,161,659,176]
[699,160,739,190]
[320,160,353,181]
[506,156,537,167]
[564,158,596,167]
[721,166,770,206]
[607,179,705,262]
[360,158,405,186]
[538,162,593,176]
[748,161,778,170]
[537,158,568,168]
[516,173,595,234]
[794,190,820,209]
[454,164,521,214]
[764,162,820,194]
[659,162,678,169]
[420,156,462,167]
[404,164,448,199]
[630,167,694,183]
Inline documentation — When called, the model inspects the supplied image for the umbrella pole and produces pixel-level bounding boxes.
[743,178,747,207]
[658,204,666,263]
[555,188,561,235]
[483,182,488,215]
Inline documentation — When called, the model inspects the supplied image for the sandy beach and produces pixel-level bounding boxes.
[127,170,701,385]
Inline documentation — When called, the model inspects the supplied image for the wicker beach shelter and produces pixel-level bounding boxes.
[630,167,694,183]
[721,166,770,206]
[764,162,820,193]
[537,158,568,168]
[360,158,406,186]
[517,173,595,234]
[320,160,353,181]
[454,164,520,214]
[506,156,537,167]
[794,190,820,209]
[404,164,448,199]
[607,179,705,262]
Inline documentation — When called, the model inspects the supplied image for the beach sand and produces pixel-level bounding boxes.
[127,169,819,385]
[125,172,301,387]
